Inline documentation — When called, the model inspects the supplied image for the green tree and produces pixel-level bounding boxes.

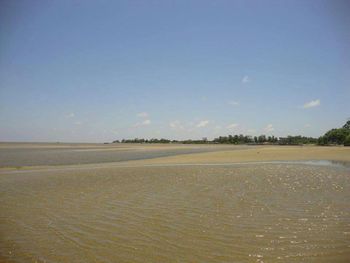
[317,136,326,145]
[324,128,349,145]
[258,135,266,143]
[343,120,350,130]
[344,135,350,146]
[318,120,350,145]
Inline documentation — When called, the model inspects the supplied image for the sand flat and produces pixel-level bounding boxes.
[1,144,349,172]
[1,163,349,262]
[0,143,252,168]
[1,143,350,262]
[125,145,350,166]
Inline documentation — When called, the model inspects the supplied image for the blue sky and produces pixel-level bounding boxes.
[0,0,349,142]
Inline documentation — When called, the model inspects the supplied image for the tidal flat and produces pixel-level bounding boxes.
[0,142,249,168]
[0,143,350,262]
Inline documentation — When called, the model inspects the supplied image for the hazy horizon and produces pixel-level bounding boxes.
[1,0,349,142]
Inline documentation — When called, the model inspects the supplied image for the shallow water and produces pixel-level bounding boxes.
[1,164,349,262]
[0,145,249,167]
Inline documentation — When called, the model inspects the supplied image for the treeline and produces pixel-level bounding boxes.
[113,120,350,146]
[113,135,318,145]
[318,120,350,146]
[213,135,278,144]
[116,138,174,144]
[280,136,318,145]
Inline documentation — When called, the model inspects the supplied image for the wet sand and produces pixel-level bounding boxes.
[1,144,349,172]
[0,143,350,262]
[126,145,350,166]
[0,143,250,168]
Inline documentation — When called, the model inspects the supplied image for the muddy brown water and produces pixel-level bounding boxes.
[0,163,349,262]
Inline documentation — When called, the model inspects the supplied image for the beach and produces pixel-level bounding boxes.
[0,143,350,262]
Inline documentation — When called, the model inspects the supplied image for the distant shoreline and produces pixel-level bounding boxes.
[1,143,349,173]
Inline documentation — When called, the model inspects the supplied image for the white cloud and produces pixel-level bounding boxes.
[263,124,274,133]
[169,120,184,130]
[242,75,250,84]
[213,125,222,135]
[67,113,75,118]
[228,101,240,106]
[196,120,210,128]
[247,129,256,134]
[142,119,151,125]
[133,119,151,127]
[227,123,239,129]
[137,112,149,118]
[303,99,320,109]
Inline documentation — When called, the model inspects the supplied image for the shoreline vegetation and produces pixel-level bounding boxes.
[114,120,350,146]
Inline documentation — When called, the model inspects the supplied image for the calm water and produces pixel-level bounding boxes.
[1,164,349,262]
[0,144,249,167]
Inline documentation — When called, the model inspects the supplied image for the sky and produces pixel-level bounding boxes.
[0,0,349,142]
